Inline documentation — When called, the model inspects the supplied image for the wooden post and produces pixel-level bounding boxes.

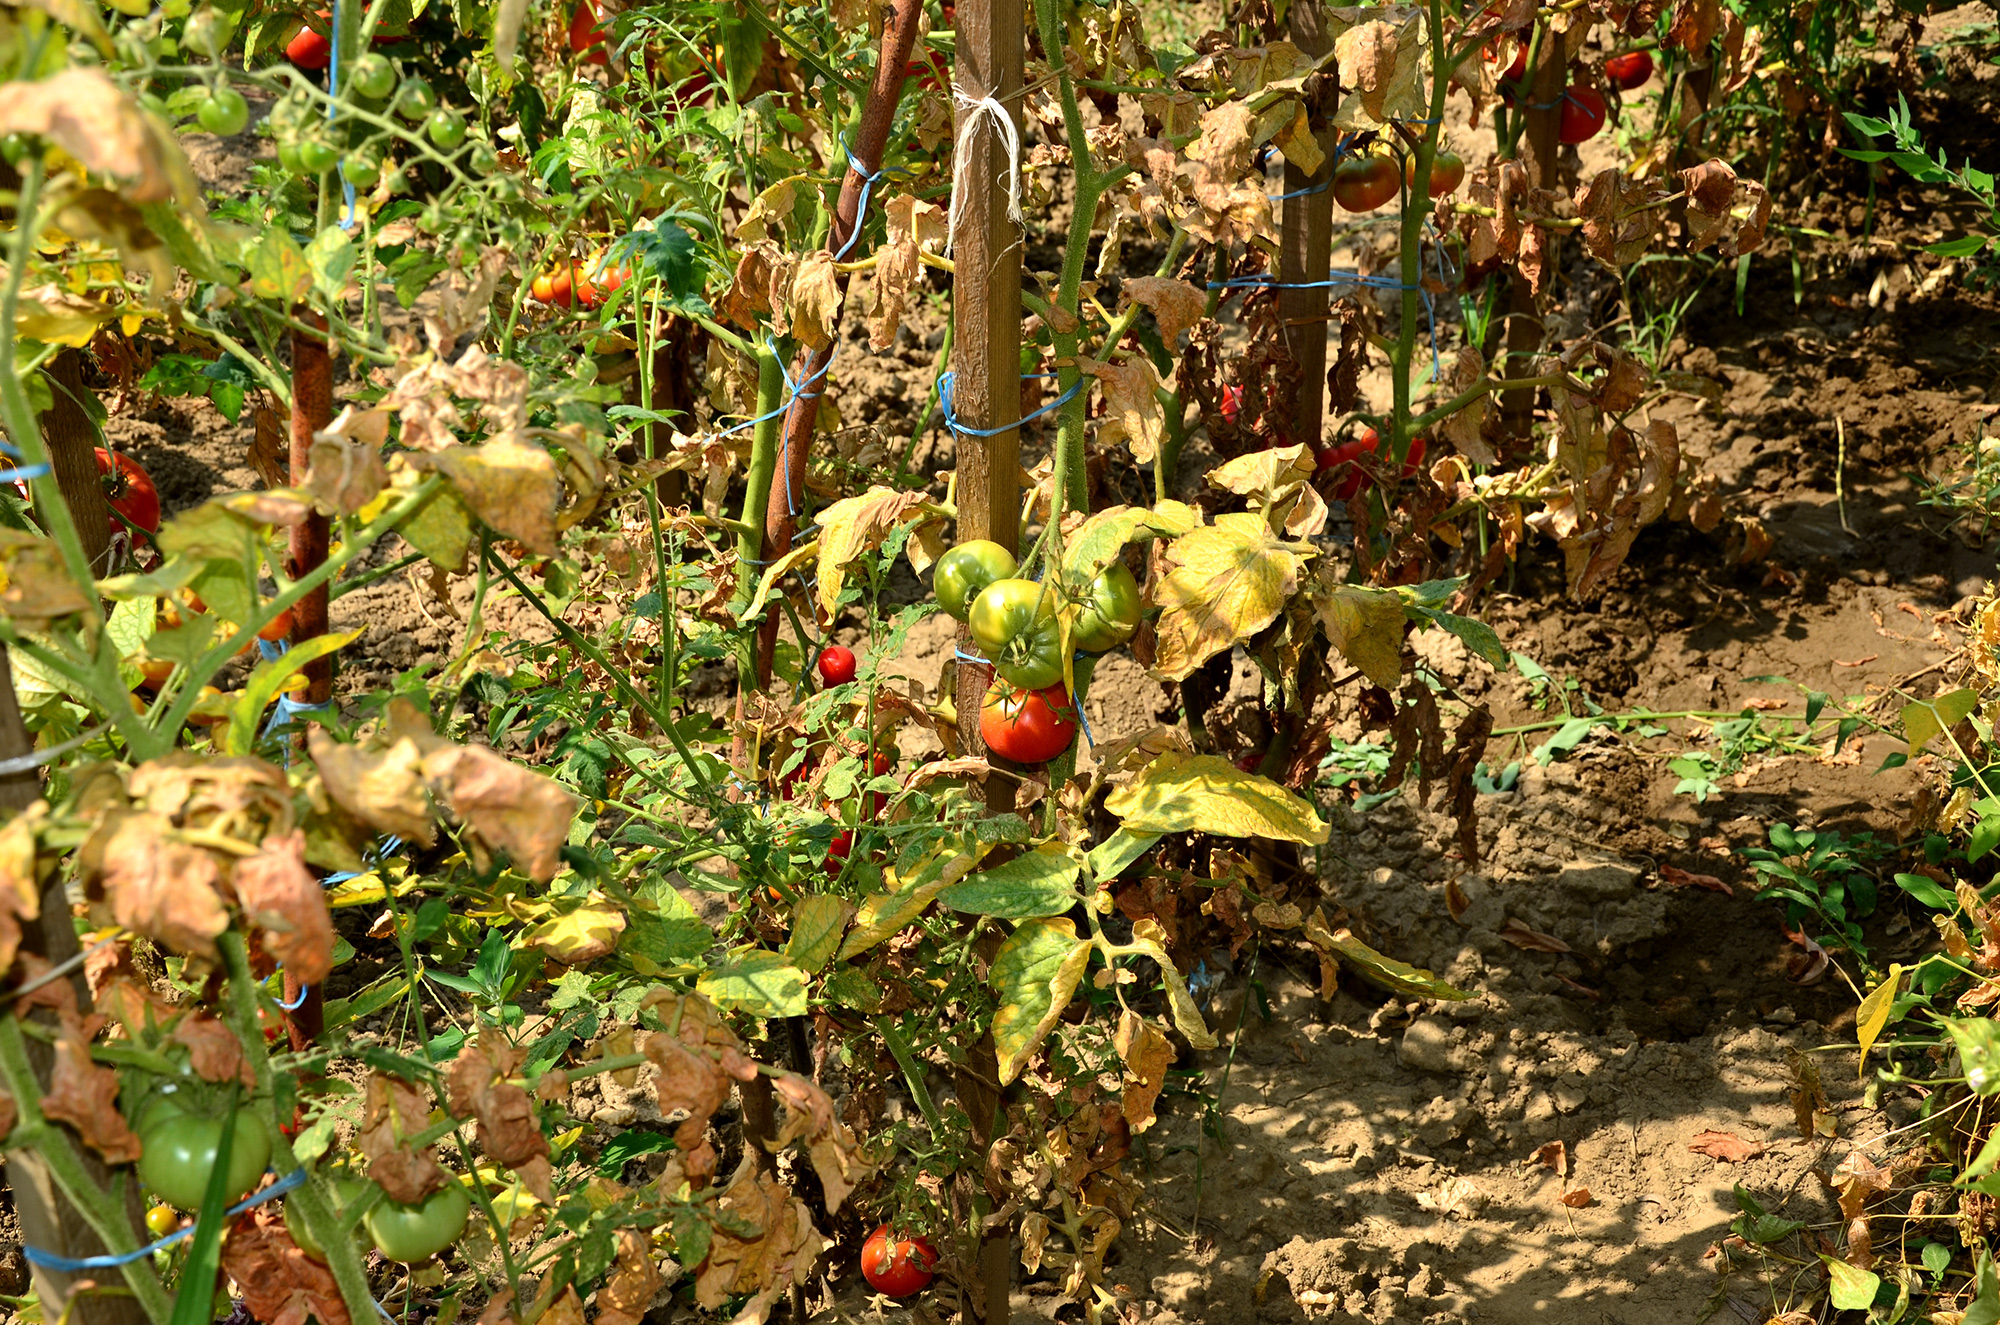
[1500,24,1563,437]
[283,312,332,1047]
[1279,2,1337,448]
[949,0,1025,787]
[750,0,926,689]
[0,652,150,1325]
[38,351,112,577]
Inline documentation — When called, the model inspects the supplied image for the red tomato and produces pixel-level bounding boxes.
[1218,384,1244,425]
[1234,751,1262,773]
[569,0,610,64]
[530,263,574,308]
[1558,86,1607,144]
[1322,430,1426,500]
[1487,39,1527,103]
[1407,150,1465,199]
[259,606,294,642]
[980,681,1077,764]
[573,247,630,310]
[286,25,331,70]
[818,645,857,685]
[1605,50,1653,89]
[1331,156,1400,213]
[99,449,161,533]
[861,1226,937,1298]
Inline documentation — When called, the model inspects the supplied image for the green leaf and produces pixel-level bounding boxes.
[305,225,356,299]
[1821,1256,1881,1310]
[1973,812,2000,865]
[618,881,712,973]
[1963,1130,2000,1186]
[717,15,762,100]
[1855,963,1901,1077]
[1086,828,1158,883]
[1104,752,1328,844]
[1405,604,1508,668]
[225,627,363,755]
[989,918,1092,1085]
[1946,1017,2000,1095]
[1922,1241,1953,1276]
[1969,1252,2000,1325]
[1893,872,1956,910]
[399,483,476,571]
[1735,1212,1805,1243]
[822,967,882,1012]
[245,227,314,302]
[595,1129,674,1176]
[782,894,850,974]
[1902,687,1978,754]
[938,842,1083,919]
[696,950,808,1018]
[325,974,411,1028]
[1927,233,1993,258]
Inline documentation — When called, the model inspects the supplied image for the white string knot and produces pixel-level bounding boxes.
[947,86,1023,255]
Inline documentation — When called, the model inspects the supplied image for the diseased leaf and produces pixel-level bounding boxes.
[937,842,1083,919]
[525,899,625,965]
[990,918,1092,1085]
[697,951,809,1019]
[1081,355,1167,463]
[836,834,988,961]
[1114,1010,1175,1134]
[83,809,228,960]
[1126,919,1219,1050]
[1061,502,1198,583]
[1304,908,1472,1000]
[1152,512,1315,681]
[1105,752,1328,844]
[811,487,938,622]
[0,69,195,205]
[409,434,563,557]
[1120,277,1206,345]
[782,894,852,974]
[233,830,336,985]
[1822,1256,1881,1311]
[1315,582,1405,688]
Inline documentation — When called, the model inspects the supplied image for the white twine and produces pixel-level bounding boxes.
[946,87,1024,255]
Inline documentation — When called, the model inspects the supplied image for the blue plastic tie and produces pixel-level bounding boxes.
[833,136,910,263]
[23,1168,308,1272]
[321,833,404,888]
[327,5,357,230]
[953,646,992,665]
[938,372,1087,438]
[0,464,53,484]
[1268,133,1356,203]
[277,979,311,1010]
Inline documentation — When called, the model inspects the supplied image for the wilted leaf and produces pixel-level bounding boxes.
[447,1042,552,1199]
[1688,1130,1764,1163]
[233,830,336,985]
[1106,752,1328,844]
[1061,502,1199,582]
[308,732,437,846]
[84,809,228,960]
[595,1228,666,1325]
[787,252,843,351]
[1855,964,1902,1077]
[991,918,1093,1085]
[734,176,807,244]
[836,833,988,961]
[1681,159,1771,257]
[1304,909,1472,1000]
[410,434,563,557]
[304,436,388,516]
[1152,512,1315,680]
[1314,582,1405,688]
[1525,1140,1567,1175]
[0,530,93,627]
[0,805,42,981]
[1081,355,1167,464]
[358,1072,448,1202]
[692,1167,823,1312]
[14,284,120,347]
[1415,1175,1484,1219]
[1498,917,1571,953]
[1114,1009,1175,1134]
[1560,1187,1593,1209]
[810,486,936,622]
[1576,170,1665,269]
[867,194,945,350]
[1659,864,1731,895]
[698,951,809,1018]
[0,69,194,204]
[1330,8,1429,128]
[386,700,578,883]
[45,1024,142,1163]
[220,1209,352,1325]
[1121,277,1206,345]
[171,1014,253,1088]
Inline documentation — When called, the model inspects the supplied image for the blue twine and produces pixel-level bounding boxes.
[953,647,992,665]
[327,5,357,230]
[257,637,286,662]
[277,978,311,1010]
[0,464,53,484]
[938,373,1087,438]
[833,137,910,263]
[321,834,404,888]
[23,1168,308,1272]
[1268,133,1357,203]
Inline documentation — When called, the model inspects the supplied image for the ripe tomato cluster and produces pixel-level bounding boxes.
[529,247,632,310]
[933,540,1139,765]
[1486,33,1653,146]
[1329,148,1464,213]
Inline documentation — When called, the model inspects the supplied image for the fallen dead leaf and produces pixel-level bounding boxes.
[1688,1130,1765,1163]
[1660,864,1732,895]
[1833,655,1878,668]
[1499,917,1571,953]
[1560,1186,1594,1208]
[1444,877,1471,922]
[1525,1140,1567,1175]
[1782,924,1830,985]
[1415,1175,1485,1219]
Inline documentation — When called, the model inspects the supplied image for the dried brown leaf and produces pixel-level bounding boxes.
[358,1072,448,1203]
[1499,917,1572,953]
[1688,1130,1764,1163]
[446,1043,550,1198]
[85,809,229,960]
[233,830,336,985]
[593,1228,665,1325]
[45,1021,142,1163]
[1525,1140,1568,1175]
[1121,277,1207,346]
[1114,1009,1176,1135]
[171,1013,254,1088]
[221,1208,352,1325]
[1659,864,1731,895]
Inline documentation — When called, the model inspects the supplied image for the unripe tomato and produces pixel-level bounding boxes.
[818,645,857,685]
[137,1100,272,1210]
[145,1204,179,1238]
[396,77,437,122]
[1605,50,1653,89]
[934,540,1017,621]
[425,107,467,151]
[342,149,382,191]
[968,579,1065,691]
[296,136,340,174]
[979,680,1078,764]
[286,25,330,69]
[1331,156,1400,213]
[196,89,249,136]
[1070,562,1141,654]
[182,8,233,59]
[364,1181,470,1262]
[284,1181,366,1261]
[1558,86,1607,144]
[1406,150,1464,199]
[861,1225,937,1298]
[349,52,397,101]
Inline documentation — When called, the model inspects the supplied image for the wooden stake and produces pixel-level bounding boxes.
[39,351,112,576]
[284,311,332,1047]
[949,0,1025,787]
[1280,1,1338,447]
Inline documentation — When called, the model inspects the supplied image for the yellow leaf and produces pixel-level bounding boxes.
[788,251,843,351]
[733,175,809,244]
[1855,963,1901,1077]
[1271,102,1325,175]
[0,69,196,205]
[1113,1010,1176,1134]
[1105,751,1328,844]
[1305,908,1472,1001]
[1903,688,1978,755]
[836,834,990,962]
[1126,919,1219,1049]
[1151,512,1315,681]
[990,918,1092,1085]
[812,487,936,621]
[526,899,626,964]
[14,284,118,347]
[783,894,853,974]
[1314,581,1405,688]
[1061,502,1198,583]
[410,434,563,556]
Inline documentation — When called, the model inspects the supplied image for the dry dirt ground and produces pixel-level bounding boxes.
[22,38,1998,1325]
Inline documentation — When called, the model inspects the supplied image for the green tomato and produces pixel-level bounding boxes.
[395,77,437,122]
[196,88,249,136]
[467,141,499,175]
[364,1181,470,1262]
[341,149,382,191]
[968,578,1065,691]
[182,7,235,59]
[137,1100,272,1211]
[1069,562,1141,654]
[934,540,1017,622]
[284,1180,368,1261]
[348,52,396,101]
[425,107,467,151]
[275,138,308,175]
[296,136,340,174]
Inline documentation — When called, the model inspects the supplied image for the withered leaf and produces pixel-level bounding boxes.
[1525,1139,1568,1175]
[1114,1009,1176,1135]
[0,803,42,980]
[1660,864,1731,895]
[594,1228,665,1325]
[220,1208,352,1325]
[307,730,438,846]
[87,809,229,960]
[1121,277,1207,346]
[1560,1186,1594,1209]
[304,436,388,517]
[171,1013,254,1088]
[692,1167,824,1312]
[357,1072,448,1203]
[411,434,563,557]
[0,69,193,205]
[787,251,843,352]
[1081,354,1167,464]
[46,1024,143,1163]
[1688,1130,1764,1163]
[446,1044,552,1200]
[1498,917,1572,953]
[233,830,337,985]
[383,701,578,883]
